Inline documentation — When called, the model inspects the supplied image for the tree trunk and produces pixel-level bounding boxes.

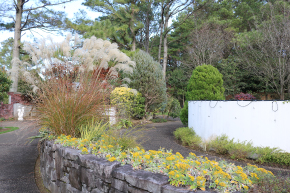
[145,3,150,53]
[10,0,24,93]
[132,36,136,51]
[158,4,164,63]
[162,9,169,80]
[281,84,284,100]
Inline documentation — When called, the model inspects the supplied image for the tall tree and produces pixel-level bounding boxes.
[236,1,290,100]
[83,0,144,51]
[158,0,194,79]
[0,38,30,69]
[0,0,74,93]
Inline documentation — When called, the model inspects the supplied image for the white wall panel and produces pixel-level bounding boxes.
[188,101,290,152]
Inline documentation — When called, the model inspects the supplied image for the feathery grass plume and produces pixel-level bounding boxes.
[23,34,135,89]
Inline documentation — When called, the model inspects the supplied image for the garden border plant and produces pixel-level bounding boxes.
[39,129,276,193]
[173,127,290,168]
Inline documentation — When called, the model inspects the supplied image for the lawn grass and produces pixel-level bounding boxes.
[0,127,19,134]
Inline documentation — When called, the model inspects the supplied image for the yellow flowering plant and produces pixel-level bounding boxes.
[55,134,275,193]
[110,87,145,120]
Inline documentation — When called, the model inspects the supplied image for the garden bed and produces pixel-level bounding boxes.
[40,140,225,193]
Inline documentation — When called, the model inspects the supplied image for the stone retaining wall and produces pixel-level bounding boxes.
[40,140,219,193]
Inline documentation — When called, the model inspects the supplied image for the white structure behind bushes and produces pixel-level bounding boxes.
[188,101,290,153]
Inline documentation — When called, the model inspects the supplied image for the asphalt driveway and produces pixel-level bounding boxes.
[0,120,40,193]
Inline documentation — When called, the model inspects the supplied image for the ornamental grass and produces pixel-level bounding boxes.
[35,67,113,138]
[55,134,275,193]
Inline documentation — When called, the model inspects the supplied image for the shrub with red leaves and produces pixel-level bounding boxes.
[234,93,256,100]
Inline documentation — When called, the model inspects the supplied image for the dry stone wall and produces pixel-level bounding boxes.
[40,140,226,193]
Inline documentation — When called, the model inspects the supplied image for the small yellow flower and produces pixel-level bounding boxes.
[108,157,116,162]
[132,152,139,158]
[121,152,126,156]
[81,147,88,154]
[144,155,150,159]
[219,182,226,187]
[189,175,195,181]
[168,171,175,176]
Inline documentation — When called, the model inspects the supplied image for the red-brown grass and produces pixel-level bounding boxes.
[36,66,113,137]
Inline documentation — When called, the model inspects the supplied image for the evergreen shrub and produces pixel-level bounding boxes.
[129,50,167,116]
[180,65,225,125]
[0,68,12,102]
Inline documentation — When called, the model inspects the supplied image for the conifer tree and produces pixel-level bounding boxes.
[83,0,144,51]
[180,65,225,125]
[129,50,167,116]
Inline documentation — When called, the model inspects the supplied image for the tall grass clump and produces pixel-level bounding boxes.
[36,68,112,137]
[22,35,136,137]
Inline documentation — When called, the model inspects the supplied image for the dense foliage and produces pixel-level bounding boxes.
[110,87,145,119]
[180,65,225,125]
[0,68,12,102]
[129,50,167,117]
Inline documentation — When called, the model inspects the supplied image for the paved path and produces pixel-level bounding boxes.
[0,120,40,193]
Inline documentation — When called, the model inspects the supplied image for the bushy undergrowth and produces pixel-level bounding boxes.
[174,127,202,149]
[165,96,181,118]
[174,128,290,167]
[54,133,275,193]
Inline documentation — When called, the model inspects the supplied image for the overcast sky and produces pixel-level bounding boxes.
[0,0,101,44]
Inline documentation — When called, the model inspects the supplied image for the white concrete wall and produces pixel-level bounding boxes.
[188,101,290,153]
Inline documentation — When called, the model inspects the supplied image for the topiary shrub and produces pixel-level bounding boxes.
[180,65,225,125]
[110,87,145,119]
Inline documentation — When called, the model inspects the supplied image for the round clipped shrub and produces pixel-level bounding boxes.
[180,65,225,125]
[110,87,145,119]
